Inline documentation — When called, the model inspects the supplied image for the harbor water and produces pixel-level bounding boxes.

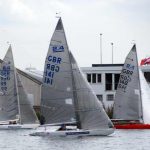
[0,129,150,150]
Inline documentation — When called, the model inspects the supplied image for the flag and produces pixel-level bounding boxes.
[140,57,150,65]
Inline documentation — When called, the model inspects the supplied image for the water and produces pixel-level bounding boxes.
[0,129,150,150]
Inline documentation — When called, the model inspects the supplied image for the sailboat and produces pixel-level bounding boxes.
[113,44,150,129]
[30,18,114,137]
[0,45,39,129]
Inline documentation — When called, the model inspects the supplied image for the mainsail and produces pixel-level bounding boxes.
[41,18,76,124]
[41,18,113,130]
[113,45,143,121]
[0,45,18,121]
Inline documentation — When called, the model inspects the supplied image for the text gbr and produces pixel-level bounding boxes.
[44,55,62,85]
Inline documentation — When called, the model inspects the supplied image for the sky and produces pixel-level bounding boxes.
[0,0,150,71]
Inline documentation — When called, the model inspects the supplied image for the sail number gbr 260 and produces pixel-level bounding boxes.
[44,55,62,85]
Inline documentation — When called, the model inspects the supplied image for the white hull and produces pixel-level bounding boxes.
[30,128,114,137]
[0,124,39,130]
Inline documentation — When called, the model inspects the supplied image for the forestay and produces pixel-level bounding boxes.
[113,45,143,121]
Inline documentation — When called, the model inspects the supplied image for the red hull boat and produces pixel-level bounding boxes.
[114,124,150,129]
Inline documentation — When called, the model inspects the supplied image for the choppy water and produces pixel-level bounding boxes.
[0,129,150,150]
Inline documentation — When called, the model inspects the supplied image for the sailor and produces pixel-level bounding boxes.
[57,124,66,131]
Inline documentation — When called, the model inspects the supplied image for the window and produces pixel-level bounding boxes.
[114,74,120,90]
[92,73,96,83]
[87,73,102,84]
[105,73,112,91]
[96,95,103,102]
[87,74,91,83]
[144,72,150,82]
[107,94,114,101]
[97,74,101,83]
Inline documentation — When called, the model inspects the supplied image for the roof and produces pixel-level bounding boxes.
[17,69,42,85]
[92,64,124,67]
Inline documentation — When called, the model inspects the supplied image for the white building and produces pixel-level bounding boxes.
[17,64,150,110]
[82,64,122,108]
[82,64,150,109]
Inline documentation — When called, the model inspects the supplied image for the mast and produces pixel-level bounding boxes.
[14,68,21,124]
[68,51,81,129]
[60,17,81,128]
[7,45,21,124]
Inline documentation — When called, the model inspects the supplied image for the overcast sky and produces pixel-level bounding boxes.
[0,0,150,70]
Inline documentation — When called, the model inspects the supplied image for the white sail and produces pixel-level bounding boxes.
[41,18,76,124]
[0,46,39,127]
[70,52,113,129]
[41,18,113,130]
[113,45,143,121]
[139,69,150,124]
[16,72,39,124]
[0,45,18,122]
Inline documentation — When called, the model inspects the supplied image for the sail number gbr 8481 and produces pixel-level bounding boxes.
[44,55,62,85]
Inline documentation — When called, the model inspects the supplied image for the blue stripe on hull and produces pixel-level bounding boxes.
[66,131,89,135]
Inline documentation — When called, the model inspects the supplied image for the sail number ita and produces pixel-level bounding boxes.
[44,55,62,85]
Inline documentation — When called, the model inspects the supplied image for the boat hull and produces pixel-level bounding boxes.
[114,124,150,129]
[0,124,39,130]
[30,128,114,137]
